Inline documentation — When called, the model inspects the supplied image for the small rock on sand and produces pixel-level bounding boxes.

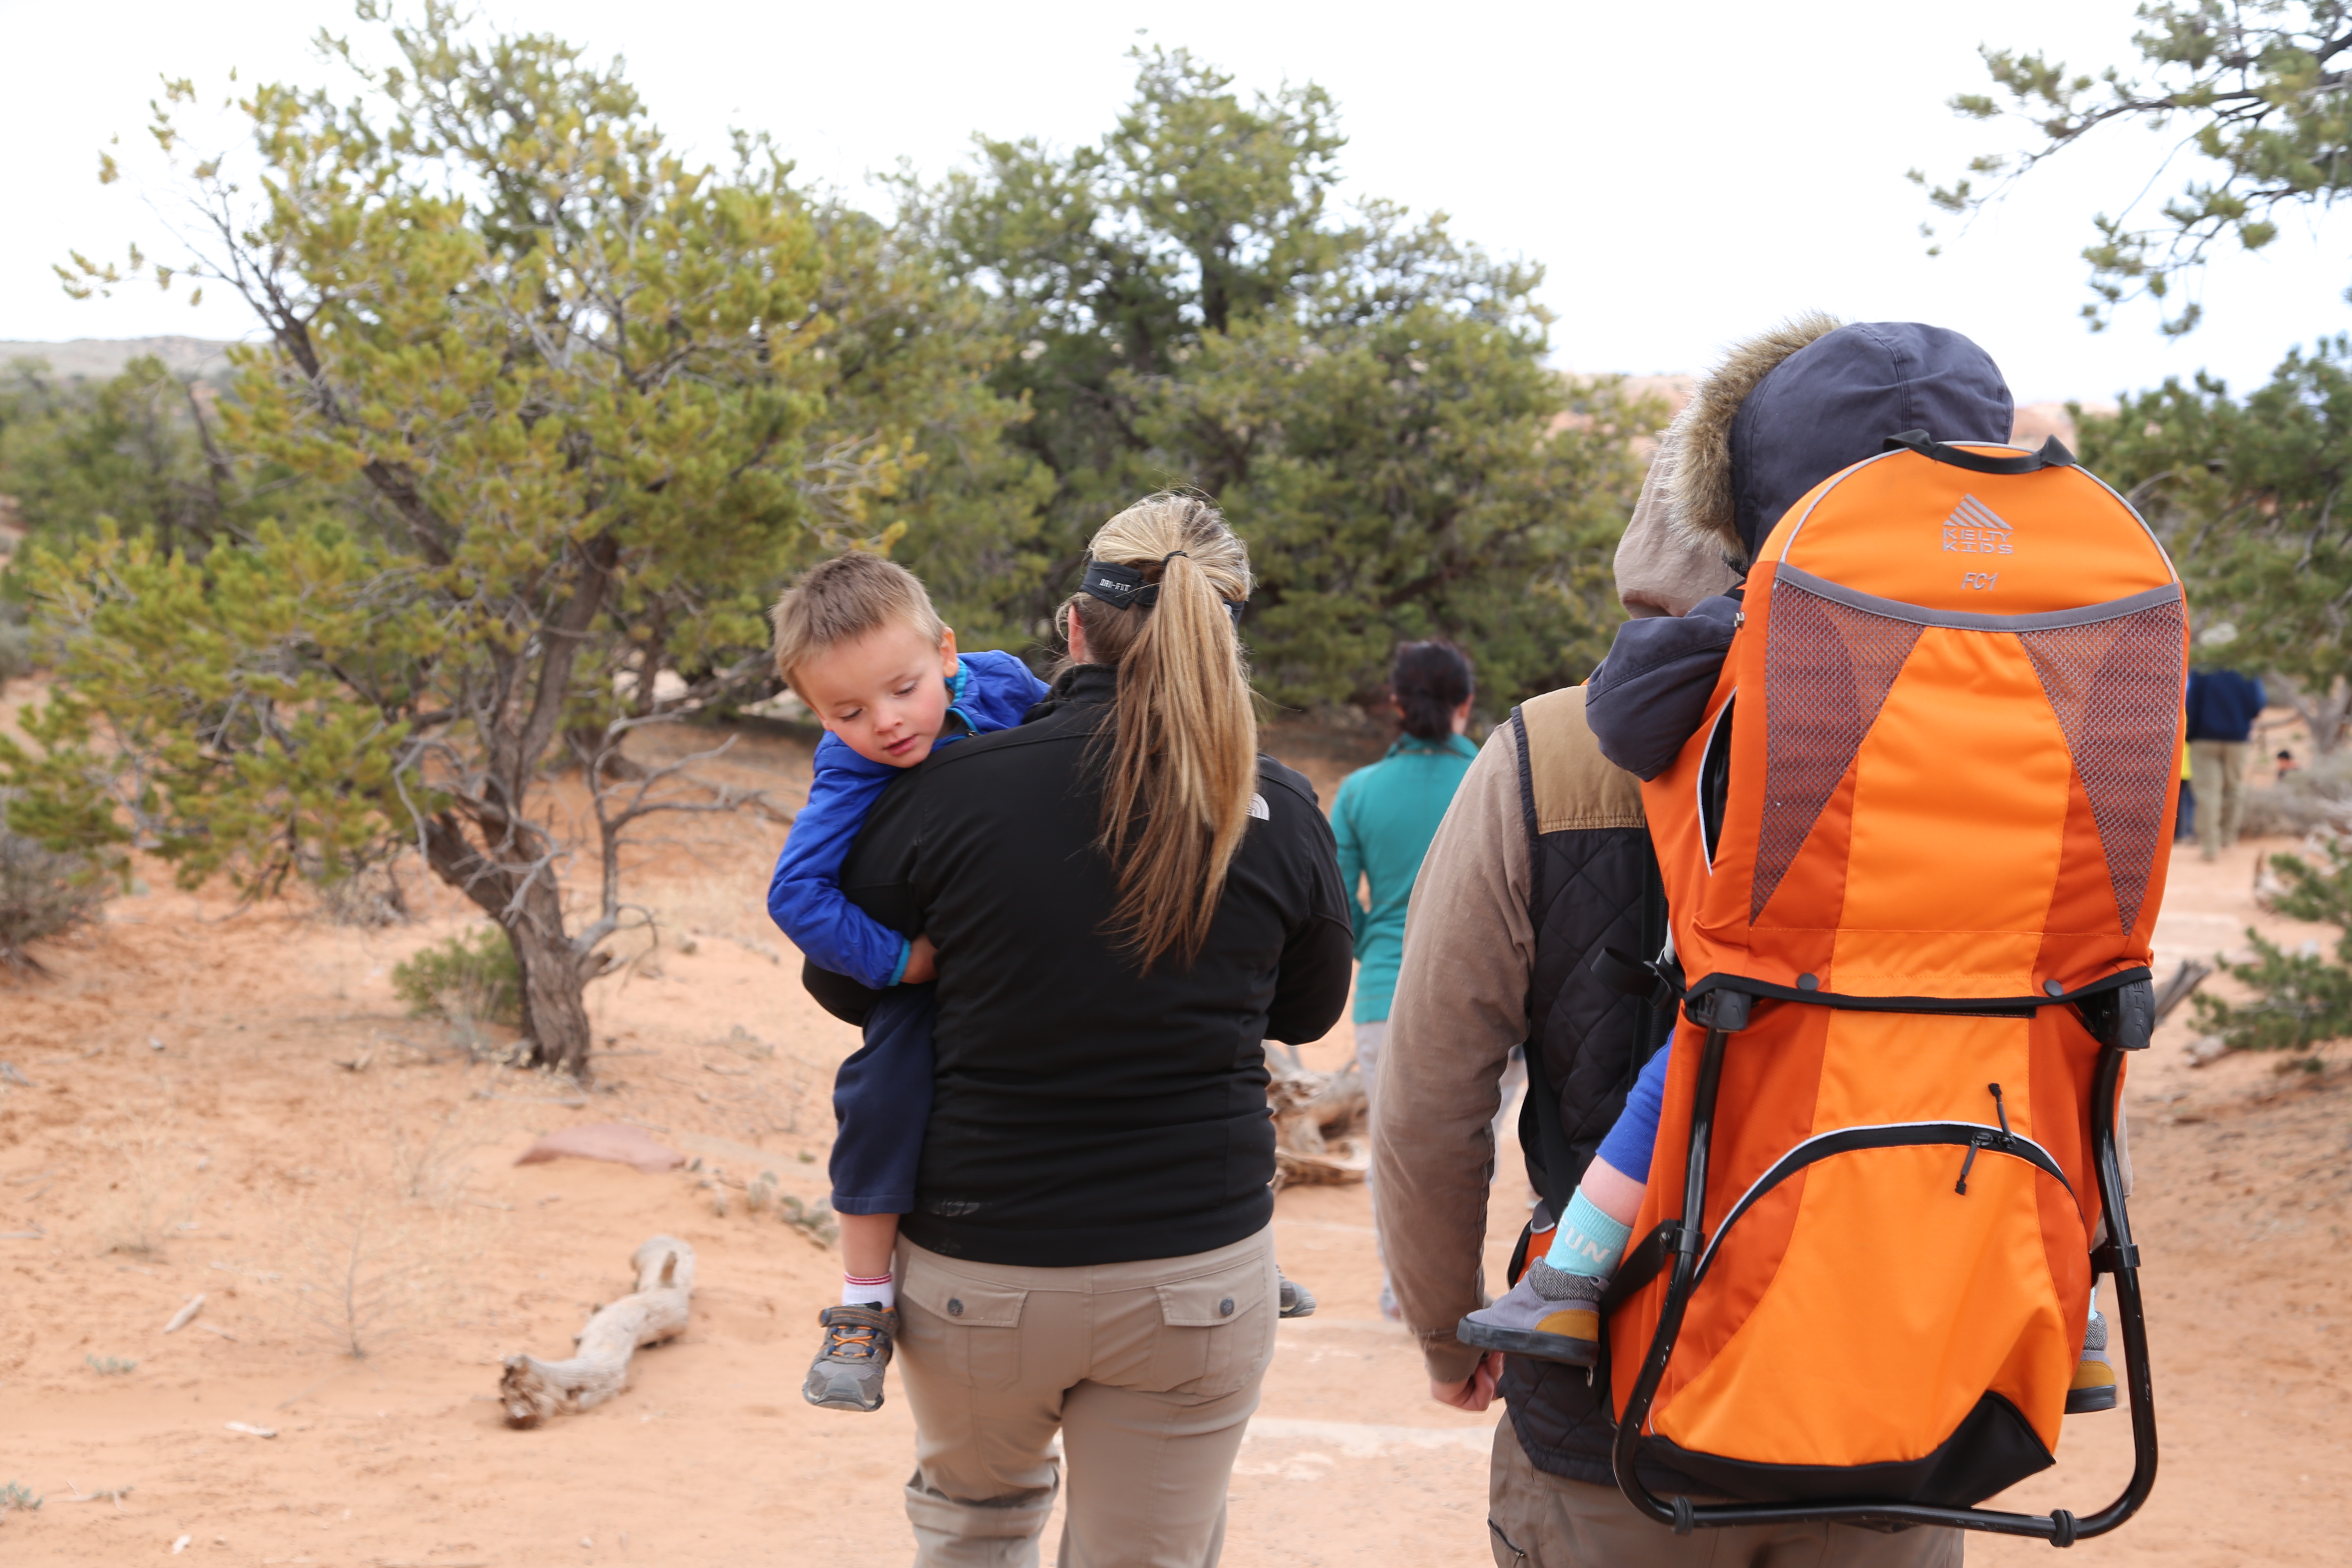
[514,1123,686,1174]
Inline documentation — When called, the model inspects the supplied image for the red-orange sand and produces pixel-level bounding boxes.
[0,717,2344,1565]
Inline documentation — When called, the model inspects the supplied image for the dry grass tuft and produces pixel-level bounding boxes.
[89,1108,201,1257]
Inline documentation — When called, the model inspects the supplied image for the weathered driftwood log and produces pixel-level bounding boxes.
[1268,1062,1370,1190]
[499,1235,695,1428]
[2152,958,2214,1026]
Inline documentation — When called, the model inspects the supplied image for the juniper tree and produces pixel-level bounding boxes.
[3,4,1029,1075]
[1918,1,2352,335]
[903,47,1654,708]
[2075,338,2352,751]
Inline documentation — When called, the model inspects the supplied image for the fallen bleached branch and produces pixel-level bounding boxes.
[498,1235,694,1428]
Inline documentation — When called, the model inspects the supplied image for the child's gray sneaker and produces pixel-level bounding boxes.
[2067,1307,2117,1413]
[1456,1259,1604,1366]
[1278,1272,1317,1319]
[803,1303,896,1412]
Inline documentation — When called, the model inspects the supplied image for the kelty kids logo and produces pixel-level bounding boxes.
[1942,494,2014,555]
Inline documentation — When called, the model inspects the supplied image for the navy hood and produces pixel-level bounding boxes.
[1726,322,2013,557]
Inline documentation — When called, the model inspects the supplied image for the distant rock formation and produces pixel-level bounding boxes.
[2010,399,2118,451]
[0,335,236,383]
[1562,372,2117,458]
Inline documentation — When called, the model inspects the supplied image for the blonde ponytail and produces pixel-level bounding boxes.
[1065,493,1257,970]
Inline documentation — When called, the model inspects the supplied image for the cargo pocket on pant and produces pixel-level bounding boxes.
[1144,1257,1274,1399]
[900,1261,1027,1391]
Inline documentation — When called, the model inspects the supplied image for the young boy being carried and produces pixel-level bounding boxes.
[770,551,1317,1415]
[765,553,1048,1413]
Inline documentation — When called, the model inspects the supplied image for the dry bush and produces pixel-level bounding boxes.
[778,1192,838,1246]
[314,861,410,928]
[0,809,107,974]
[256,1091,495,1357]
[383,1098,490,1205]
[284,1193,445,1357]
[278,1172,489,1359]
[89,1112,200,1257]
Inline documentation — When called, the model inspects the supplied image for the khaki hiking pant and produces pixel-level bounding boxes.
[894,1225,1278,1568]
[2190,739,2253,858]
[1486,1420,1964,1568]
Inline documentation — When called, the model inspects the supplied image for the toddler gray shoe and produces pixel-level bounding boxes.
[803,1303,896,1412]
[2067,1307,2117,1413]
[1456,1259,1604,1365]
[1278,1271,1317,1318]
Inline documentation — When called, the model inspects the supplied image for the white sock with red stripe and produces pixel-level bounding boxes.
[842,1272,895,1310]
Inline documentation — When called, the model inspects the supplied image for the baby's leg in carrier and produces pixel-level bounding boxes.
[806,982,937,1414]
[1542,1045,1671,1278]
[1457,1045,1672,1366]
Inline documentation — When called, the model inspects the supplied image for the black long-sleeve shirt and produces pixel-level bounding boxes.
[805,665,1354,1266]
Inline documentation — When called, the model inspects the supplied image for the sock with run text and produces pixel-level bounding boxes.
[1541,1188,1633,1279]
[842,1273,896,1310]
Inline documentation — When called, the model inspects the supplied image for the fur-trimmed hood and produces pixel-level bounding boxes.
[1660,316,2014,562]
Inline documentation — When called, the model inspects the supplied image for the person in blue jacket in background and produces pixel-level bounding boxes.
[762,552,1047,1414]
[2185,651,2268,861]
[1332,640,1479,1317]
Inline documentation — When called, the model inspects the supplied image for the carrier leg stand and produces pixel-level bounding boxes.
[1611,992,2161,1546]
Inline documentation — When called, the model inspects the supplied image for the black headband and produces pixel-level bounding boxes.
[1079,554,1244,624]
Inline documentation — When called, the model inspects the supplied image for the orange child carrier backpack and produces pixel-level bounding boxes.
[1602,431,2180,1545]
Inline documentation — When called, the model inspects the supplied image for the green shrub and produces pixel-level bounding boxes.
[2193,839,2352,1064]
[0,797,107,973]
[0,1479,41,1513]
[391,928,522,1028]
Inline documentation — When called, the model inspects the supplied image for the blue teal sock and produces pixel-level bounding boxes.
[1543,1189,1633,1278]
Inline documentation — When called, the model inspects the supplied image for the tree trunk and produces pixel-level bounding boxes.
[2299,675,2352,756]
[417,812,597,1083]
[2271,671,2352,754]
[502,892,595,1083]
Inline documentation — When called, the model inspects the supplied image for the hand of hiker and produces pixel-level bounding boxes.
[901,934,937,984]
[1430,1351,1504,1412]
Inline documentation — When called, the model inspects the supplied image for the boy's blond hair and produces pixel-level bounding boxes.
[769,552,946,699]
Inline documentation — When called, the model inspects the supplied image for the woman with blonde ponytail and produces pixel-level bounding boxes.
[1062,495,1261,968]
[804,492,1353,1566]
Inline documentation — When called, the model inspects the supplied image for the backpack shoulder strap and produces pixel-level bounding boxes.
[1509,705,1577,1222]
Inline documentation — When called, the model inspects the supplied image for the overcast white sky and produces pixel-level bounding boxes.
[4,0,2348,404]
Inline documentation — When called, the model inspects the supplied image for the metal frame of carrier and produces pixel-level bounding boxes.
[1603,976,2159,1548]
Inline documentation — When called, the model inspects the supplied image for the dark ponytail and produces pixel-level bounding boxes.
[1391,640,1474,741]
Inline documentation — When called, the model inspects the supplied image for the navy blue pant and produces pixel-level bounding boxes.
[829,983,935,1215]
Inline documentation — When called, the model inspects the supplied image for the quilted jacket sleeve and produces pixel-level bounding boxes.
[1371,725,1532,1384]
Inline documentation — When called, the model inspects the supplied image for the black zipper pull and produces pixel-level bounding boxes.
[1955,1138,1978,1195]
[1988,1082,2015,1148]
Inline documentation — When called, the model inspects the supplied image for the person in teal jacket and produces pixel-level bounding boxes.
[1333,641,1479,1316]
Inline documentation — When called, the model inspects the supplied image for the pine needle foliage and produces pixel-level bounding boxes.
[2192,839,2352,1060]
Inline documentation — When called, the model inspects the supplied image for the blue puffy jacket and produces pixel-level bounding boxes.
[765,649,1049,988]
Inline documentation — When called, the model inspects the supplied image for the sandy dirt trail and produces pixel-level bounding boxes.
[0,721,2345,1566]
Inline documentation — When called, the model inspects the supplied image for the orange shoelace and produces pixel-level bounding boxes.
[826,1322,881,1360]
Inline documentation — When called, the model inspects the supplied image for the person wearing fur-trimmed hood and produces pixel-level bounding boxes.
[1589,315,2015,778]
[1367,316,1996,1567]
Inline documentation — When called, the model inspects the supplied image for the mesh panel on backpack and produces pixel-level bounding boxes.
[2018,598,2190,932]
[1754,585,1923,921]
